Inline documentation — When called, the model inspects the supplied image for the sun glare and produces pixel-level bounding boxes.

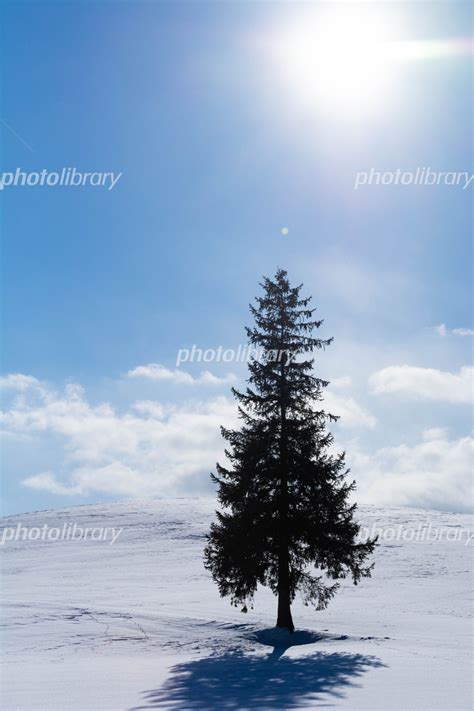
[268,7,472,119]
[279,8,400,112]
[271,7,401,116]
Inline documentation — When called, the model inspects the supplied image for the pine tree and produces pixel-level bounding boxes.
[204,269,377,632]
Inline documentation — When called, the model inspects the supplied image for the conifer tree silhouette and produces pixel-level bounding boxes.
[205,270,376,631]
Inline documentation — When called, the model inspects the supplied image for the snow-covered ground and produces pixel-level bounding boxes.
[1,499,472,710]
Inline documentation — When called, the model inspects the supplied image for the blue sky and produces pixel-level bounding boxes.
[1,1,472,515]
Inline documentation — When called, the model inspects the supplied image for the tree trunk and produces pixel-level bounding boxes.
[276,547,294,632]
[276,317,294,632]
[277,589,294,632]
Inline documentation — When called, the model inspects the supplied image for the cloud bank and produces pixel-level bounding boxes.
[435,324,474,337]
[1,375,236,497]
[127,363,237,385]
[1,369,471,512]
[350,428,473,513]
[370,365,473,404]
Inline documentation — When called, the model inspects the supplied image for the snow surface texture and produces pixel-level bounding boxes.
[1,499,472,710]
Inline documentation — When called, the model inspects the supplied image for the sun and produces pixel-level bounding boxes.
[270,6,401,116]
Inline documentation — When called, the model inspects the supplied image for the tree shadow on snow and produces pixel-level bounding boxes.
[130,630,385,710]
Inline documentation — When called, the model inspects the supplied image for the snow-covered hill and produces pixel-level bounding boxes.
[1,499,472,710]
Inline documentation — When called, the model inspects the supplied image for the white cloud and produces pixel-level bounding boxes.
[422,427,448,441]
[3,372,470,511]
[329,376,353,389]
[435,323,474,337]
[1,376,237,497]
[127,363,236,386]
[23,464,148,497]
[1,372,377,500]
[350,430,474,513]
[23,472,83,496]
[319,376,376,428]
[132,400,166,418]
[324,391,377,429]
[369,365,473,404]
[0,373,48,394]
